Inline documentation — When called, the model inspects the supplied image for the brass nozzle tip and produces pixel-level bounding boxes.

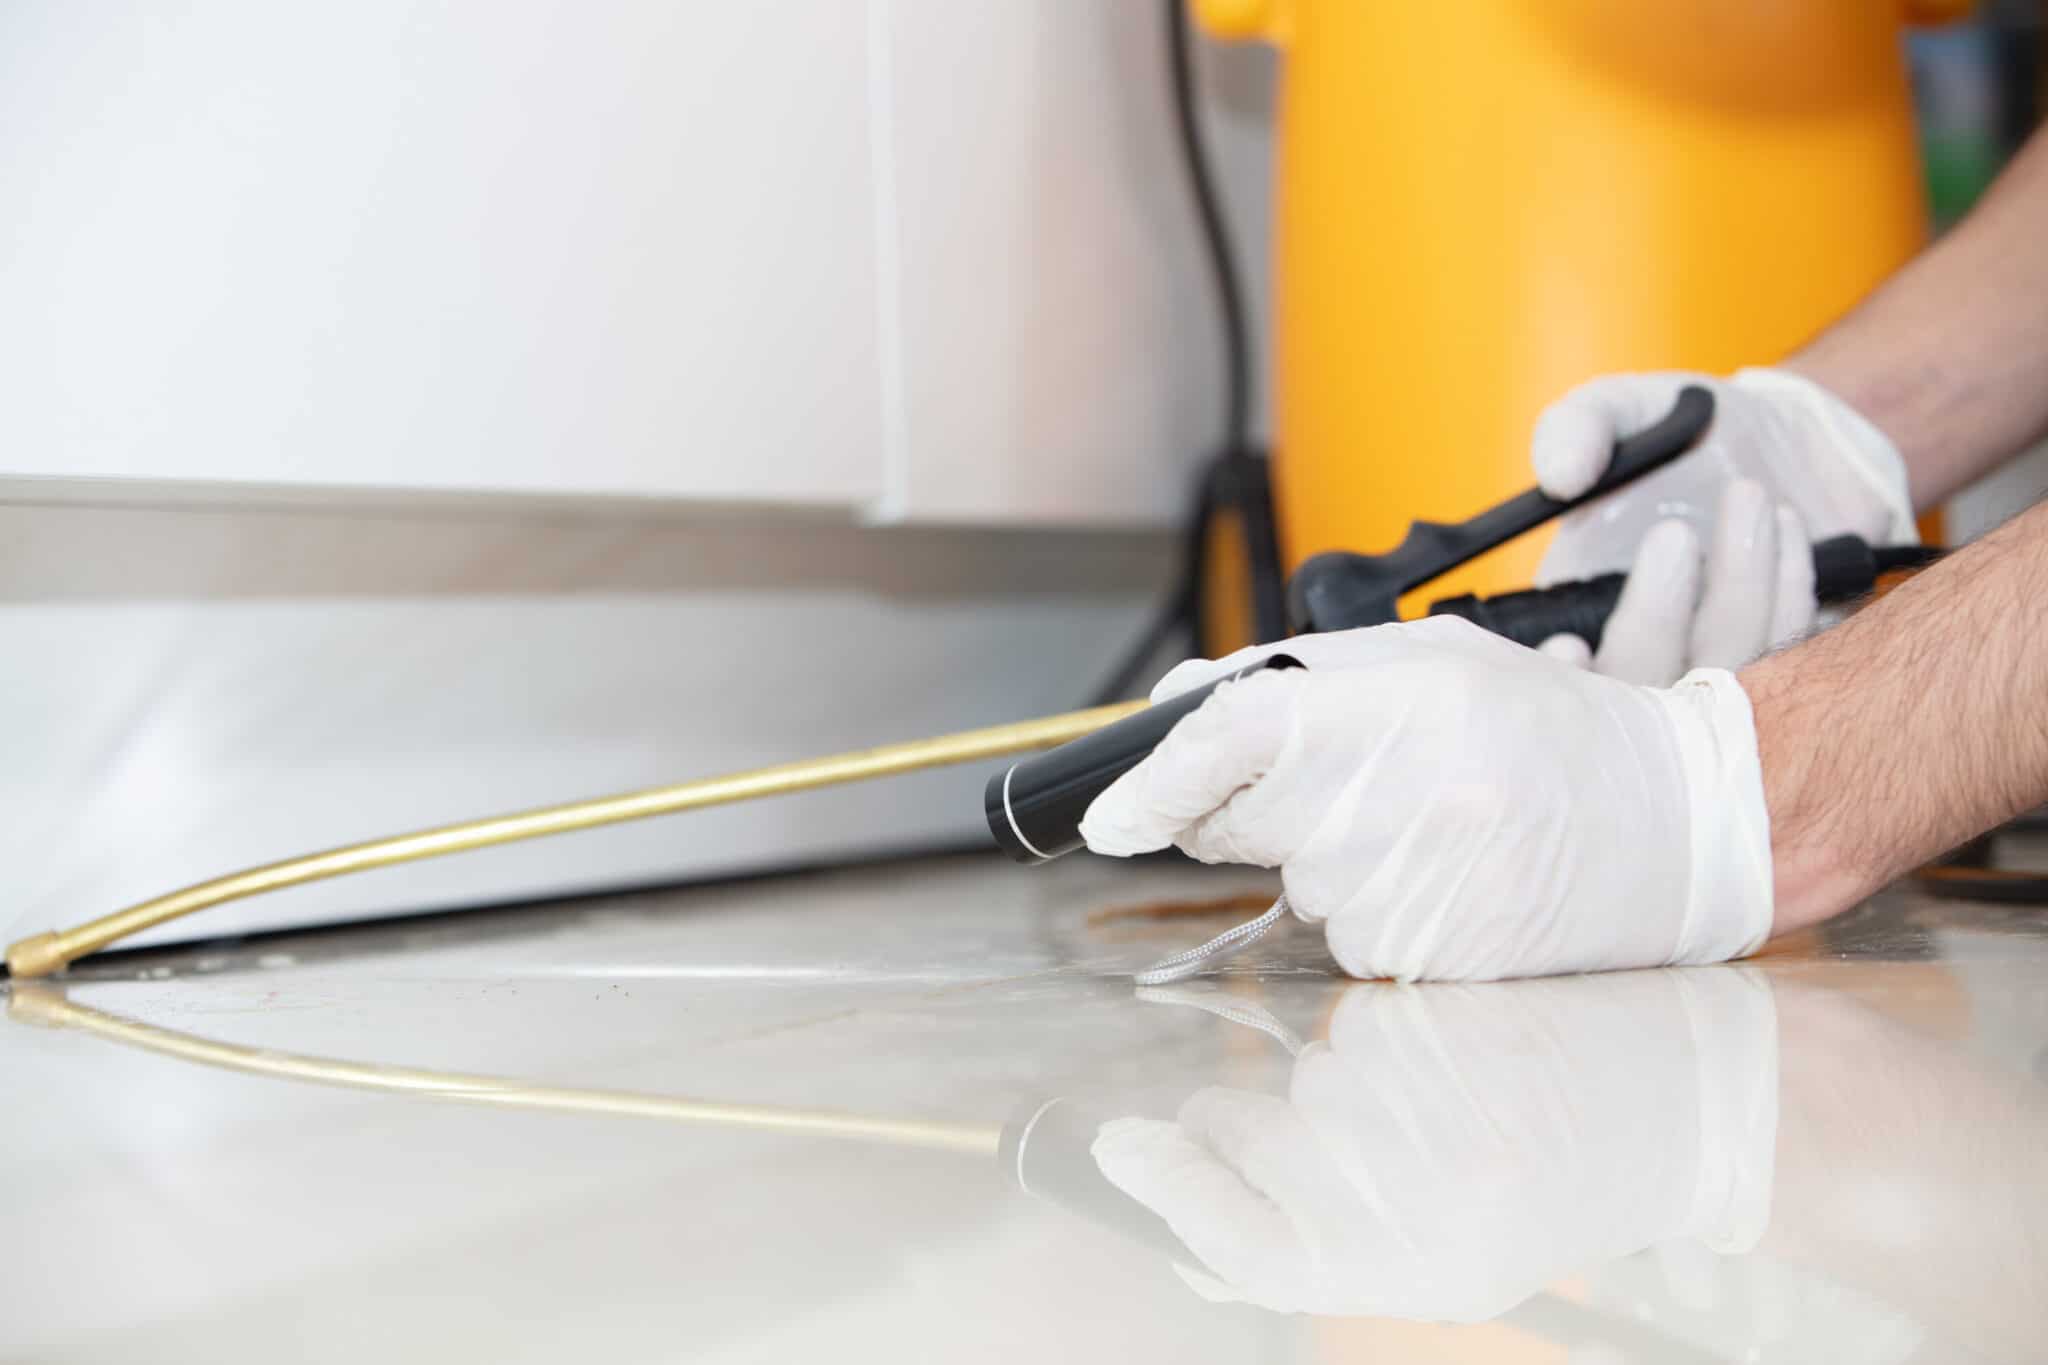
[6,932,69,980]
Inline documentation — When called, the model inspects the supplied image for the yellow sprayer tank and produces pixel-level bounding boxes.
[1197,0,1961,609]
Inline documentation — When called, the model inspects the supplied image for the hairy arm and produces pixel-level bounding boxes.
[1785,128,2048,508]
[1745,496,2048,934]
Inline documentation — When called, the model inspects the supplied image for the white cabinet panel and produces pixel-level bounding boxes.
[0,2,884,504]
[873,1,1274,527]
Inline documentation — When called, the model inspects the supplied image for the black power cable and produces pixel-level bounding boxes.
[1088,0,1285,706]
[1167,0,1253,455]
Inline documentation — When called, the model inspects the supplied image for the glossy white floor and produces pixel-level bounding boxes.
[5,850,2044,1363]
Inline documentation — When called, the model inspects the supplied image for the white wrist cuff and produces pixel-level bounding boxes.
[1660,668,1775,965]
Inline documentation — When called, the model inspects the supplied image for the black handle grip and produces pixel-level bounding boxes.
[1429,574,1628,650]
[1428,534,1943,651]
[1448,384,1720,567]
[1811,534,1938,600]
[986,653,1304,863]
[1288,386,1716,633]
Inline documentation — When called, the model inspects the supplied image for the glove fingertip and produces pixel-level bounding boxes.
[1768,504,1818,645]
[1636,516,1703,574]
[1536,633,1593,669]
[1535,373,1704,501]
[1590,518,1702,687]
[1530,404,1611,501]
[1079,776,1173,858]
[1079,815,1169,859]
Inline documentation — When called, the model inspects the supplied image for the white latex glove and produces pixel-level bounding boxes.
[1533,368,1916,686]
[1092,969,1780,1321]
[1079,619,1771,982]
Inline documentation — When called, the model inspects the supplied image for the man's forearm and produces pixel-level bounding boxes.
[1784,129,2048,509]
[1742,498,2048,935]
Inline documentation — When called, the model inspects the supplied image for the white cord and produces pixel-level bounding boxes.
[1131,895,1288,986]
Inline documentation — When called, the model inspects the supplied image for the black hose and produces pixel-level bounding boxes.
[1088,1,1282,705]
[1166,0,1253,454]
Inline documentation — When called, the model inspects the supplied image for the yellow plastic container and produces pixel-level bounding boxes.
[1198,0,1961,612]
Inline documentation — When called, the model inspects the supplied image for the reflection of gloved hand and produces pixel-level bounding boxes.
[1093,970,1779,1321]
[1533,369,1916,686]
[1079,619,1771,982]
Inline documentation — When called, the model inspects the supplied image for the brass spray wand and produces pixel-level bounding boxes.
[2,701,1144,980]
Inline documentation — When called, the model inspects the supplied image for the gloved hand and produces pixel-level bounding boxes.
[1092,969,1780,1321]
[1079,618,1772,982]
[1533,368,1916,686]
